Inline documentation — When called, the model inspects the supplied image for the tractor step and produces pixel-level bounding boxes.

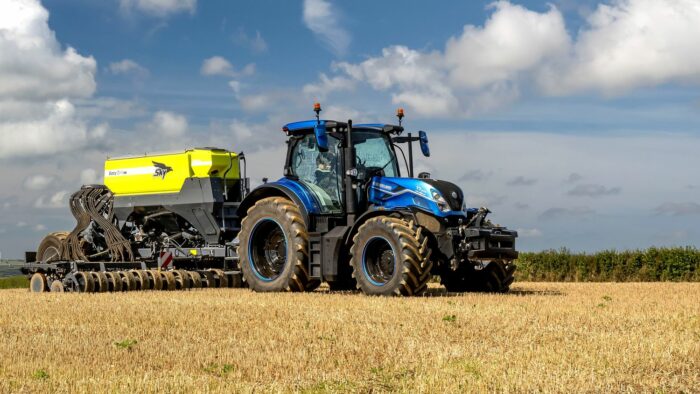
[308,233,323,279]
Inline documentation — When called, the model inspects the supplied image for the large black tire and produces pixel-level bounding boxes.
[350,216,432,296]
[238,197,314,292]
[441,260,515,293]
[36,232,69,263]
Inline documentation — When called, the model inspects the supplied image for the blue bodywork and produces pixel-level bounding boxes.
[284,120,328,133]
[367,177,469,218]
[277,120,468,219]
[270,177,323,215]
[268,175,469,219]
[284,120,392,134]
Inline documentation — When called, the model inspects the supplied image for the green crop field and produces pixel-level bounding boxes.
[515,247,700,282]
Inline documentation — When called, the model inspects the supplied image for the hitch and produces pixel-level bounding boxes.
[459,226,519,260]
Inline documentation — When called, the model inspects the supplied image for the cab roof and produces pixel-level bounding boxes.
[283,120,404,135]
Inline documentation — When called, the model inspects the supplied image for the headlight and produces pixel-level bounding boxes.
[431,190,450,212]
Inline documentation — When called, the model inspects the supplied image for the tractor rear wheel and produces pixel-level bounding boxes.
[441,260,515,293]
[350,216,432,296]
[238,197,313,292]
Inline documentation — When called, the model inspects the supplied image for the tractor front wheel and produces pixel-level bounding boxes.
[350,216,432,296]
[238,197,314,292]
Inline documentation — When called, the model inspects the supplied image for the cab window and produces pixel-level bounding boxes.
[353,131,398,179]
[290,134,343,213]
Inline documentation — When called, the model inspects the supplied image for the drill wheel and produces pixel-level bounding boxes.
[202,270,216,288]
[94,272,109,293]
[146,270,163,290]
[50,280,65,292]
[210,269,228,288]
[30,273,49,293]
[129,270,148,290]
[75,271,95,293]
[106,272,122,292]
[173,270,190,290]
[189,271,203,289]
[161,271,176,291]
[119,271,136,291]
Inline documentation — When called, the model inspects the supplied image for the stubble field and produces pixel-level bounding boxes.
[0,282,698,393]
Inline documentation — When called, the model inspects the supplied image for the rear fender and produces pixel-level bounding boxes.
[237,180,318,225]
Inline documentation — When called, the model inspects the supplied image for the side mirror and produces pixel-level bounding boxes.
[314,123,328,152]
[418,130,430,157]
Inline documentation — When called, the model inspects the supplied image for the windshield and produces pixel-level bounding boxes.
[353,131,398,179]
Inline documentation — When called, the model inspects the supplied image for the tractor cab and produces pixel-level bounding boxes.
[280,104,435,222]
[283,120,402,215]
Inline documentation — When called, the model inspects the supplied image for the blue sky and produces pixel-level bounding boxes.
[1,0,699,258]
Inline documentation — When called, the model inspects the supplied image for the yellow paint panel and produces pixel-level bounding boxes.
[104,149,239,196]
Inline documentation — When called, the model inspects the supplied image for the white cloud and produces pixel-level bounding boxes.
[330,2,566,117]
[238,91,294,113]
[34,190,69,209]
[0,0,96,101]
[444,2,569,90]
[233,29,268,53]
[33,224,46,232]
[540,0,700,95]
[150,111,188,137]
[0,0,104,159]
[228,80,241,96]
[74,97,148,120]
[302,0,350,56]
[239,63,256,77]
[119,0,196,17]
[218,116,294,153]
[108,59,149,77]
[323,0,700,117]
[229,120,254,140]
[320,104,361,122]
[23,175,55,191]
[80,168,99,185]
[201,56,255,78]
[201,56,233,76]
[302,73,356,98]
[0,100,107,159]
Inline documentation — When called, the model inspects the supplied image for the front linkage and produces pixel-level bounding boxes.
[439,207,518,293]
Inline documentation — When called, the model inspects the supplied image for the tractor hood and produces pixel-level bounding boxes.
[367,177,466,217]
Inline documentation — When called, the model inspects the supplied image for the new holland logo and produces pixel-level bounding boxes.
[153,161,173,179]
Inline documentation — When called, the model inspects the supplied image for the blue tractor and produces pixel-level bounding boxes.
[237,104,518,295]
